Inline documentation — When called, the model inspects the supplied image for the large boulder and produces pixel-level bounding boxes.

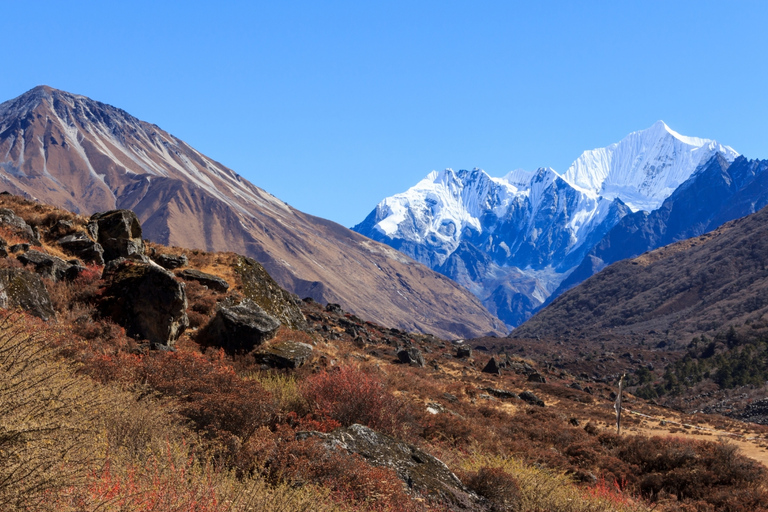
[253,340,313,369]
[89,210,144,262]
[198,299,281,354]
[397,346,425,367]
[297,424,478,506]
[233,256,305,329]
[57,233,104,265]
[100,261,188,346]
[17,250,77,281]
[177,268,229,292]
[0,269,55,320]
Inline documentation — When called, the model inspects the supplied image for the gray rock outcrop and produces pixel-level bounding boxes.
[17,250,75,282]
[57,233,105,265]
[298,424,478,506]
[90,210,145,262]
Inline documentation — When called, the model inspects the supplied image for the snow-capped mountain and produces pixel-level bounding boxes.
[564,121,738,211]
[353,122,738,327]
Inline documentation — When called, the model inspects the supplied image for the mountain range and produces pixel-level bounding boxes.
[354,122,741,327]
[0,86,503,339]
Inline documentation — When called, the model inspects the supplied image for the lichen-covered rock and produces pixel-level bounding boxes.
[90,210,144,262]
[57,233,105,265]
[100,261,188,346]
[233,256,305,329]
[0,269,55,320]
[198,299,281,354]
[177,268,229,292]
[253,340,313,368]
[298,424,479,507]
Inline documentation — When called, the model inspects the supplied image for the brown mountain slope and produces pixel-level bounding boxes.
[512,204,768,346]
[0,86,503,339]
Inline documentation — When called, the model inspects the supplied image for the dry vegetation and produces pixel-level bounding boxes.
[1,195,768,511]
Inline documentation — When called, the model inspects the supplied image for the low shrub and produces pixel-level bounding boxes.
[302,364,409,437]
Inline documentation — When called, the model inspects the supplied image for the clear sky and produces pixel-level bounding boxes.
[1,1,766,227]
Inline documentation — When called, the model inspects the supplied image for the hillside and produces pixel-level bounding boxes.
[1,193,768,511]
[513,204,768,345]
[0,86,502,339]
[554,155,768,299]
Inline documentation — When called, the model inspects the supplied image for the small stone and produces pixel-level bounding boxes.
[519,391,545,407]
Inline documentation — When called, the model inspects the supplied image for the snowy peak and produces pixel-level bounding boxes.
[562,121,739,212]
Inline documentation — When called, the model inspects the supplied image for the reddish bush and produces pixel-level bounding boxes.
[302,364,408,436]
[139,350,274,442]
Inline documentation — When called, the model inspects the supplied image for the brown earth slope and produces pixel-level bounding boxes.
[512,204,768,346]
[0,86,503,339]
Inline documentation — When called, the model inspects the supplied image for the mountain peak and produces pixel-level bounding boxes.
[562,121,739,212]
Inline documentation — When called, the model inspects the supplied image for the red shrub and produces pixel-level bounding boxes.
[138,350,274,442]
[301,365,407,436]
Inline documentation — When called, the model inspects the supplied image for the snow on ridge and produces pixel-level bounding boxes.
[561,121,739,212]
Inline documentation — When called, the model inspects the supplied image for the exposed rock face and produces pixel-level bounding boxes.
[90,210,144,262]
[397,346,425,367]
[0,86,502,340]
[17,250,74,281]
[234,256,305,330]
[0,269,55,320]
[57,233,104,265]
[198,300,281,354]
[298,424,477,506]
[178,268,229,292]
[100,261,188,346]
[253,340,313,369]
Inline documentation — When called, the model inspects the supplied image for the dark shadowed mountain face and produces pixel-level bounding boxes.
[0,86,504,339]
[551,155,768,303]
[512,205,768,346]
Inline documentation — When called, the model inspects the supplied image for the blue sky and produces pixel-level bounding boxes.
[1,1,766,227]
